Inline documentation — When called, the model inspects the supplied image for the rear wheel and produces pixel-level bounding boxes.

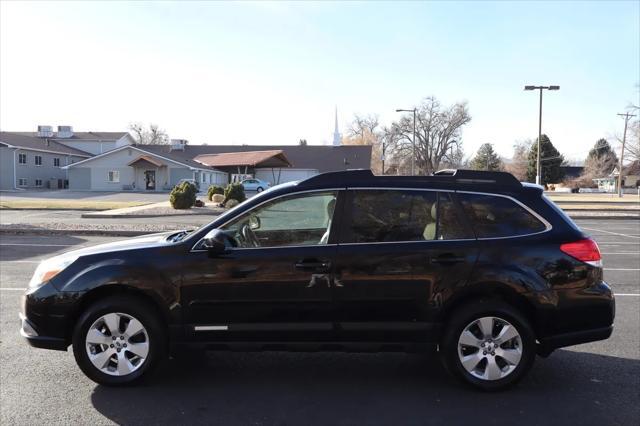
[440,299,535,391]
[72,296,165,386]
[256,187,264,192]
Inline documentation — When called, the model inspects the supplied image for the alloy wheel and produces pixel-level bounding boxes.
[457,316,523,381]
[85,312,150,376]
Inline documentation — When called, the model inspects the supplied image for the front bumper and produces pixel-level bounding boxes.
[20,284,73,352]
[19,313,68,351]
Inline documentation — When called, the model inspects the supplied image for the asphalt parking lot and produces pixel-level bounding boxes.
[0,219,638,425]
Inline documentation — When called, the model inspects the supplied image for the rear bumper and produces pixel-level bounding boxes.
[537,325,613,356]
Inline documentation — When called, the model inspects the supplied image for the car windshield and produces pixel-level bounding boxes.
[184,181,300,240]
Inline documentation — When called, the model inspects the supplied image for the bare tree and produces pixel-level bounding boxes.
[344,114,384,174]
[387,97,471,175]
[625,117,640,161]
[504,139,532,181]
[128,122,169,145]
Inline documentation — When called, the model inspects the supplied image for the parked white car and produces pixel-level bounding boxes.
[241,178,270,192]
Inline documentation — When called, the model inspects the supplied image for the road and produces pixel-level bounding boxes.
[1,219,638,425]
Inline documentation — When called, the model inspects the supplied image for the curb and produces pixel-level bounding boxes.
[81,211,219,219]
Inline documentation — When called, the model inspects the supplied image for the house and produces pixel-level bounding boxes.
[559,165,584,181]
[593,160,640,192]
[181,144,372,185]
[0,131,92,190]
[64,140,227,191]
[0,125,136,190]
[63,142,372,191]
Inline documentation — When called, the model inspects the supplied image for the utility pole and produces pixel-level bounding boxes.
[395,108,417,175]
[524,85,560,185]
[617,112,636,198]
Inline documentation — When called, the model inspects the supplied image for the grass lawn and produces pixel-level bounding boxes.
[0,199,150,210]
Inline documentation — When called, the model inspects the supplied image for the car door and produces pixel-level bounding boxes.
[182,190,343,342]
[333,189,479,342]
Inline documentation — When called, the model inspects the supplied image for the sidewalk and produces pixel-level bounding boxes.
[80,201,224,218]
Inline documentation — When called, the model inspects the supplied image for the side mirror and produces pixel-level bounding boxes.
[248,215,261,230]
[202,229,228,254]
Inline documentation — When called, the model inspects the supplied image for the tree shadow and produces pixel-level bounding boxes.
[90,349,640,425]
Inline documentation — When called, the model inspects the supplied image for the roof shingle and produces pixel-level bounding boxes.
[0,132,92,157]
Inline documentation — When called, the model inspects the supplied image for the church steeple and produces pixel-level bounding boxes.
[332,106,341,146]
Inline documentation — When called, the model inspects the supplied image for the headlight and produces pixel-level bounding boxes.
[28,256,77,289]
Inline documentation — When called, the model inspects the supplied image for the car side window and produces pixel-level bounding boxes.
[437,192,472,240]
[340,190,427,243]
[342,190,472,243]
[221,191,338,248]
[458,193,546,238]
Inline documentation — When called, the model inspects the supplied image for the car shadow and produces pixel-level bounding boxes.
[90,349,640,425]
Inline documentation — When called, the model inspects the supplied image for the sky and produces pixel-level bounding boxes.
[1,1,638,161]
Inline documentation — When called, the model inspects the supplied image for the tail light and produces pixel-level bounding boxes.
[560,238,602,267]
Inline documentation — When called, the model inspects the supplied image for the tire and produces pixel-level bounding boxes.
[256,187,264,192]
[439,299,535,391]
[72,295,166,386]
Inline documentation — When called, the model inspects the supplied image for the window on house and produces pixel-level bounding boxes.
[107,171,120,183]
[18,178,27,187]
[35,179,43,187]
[54,158,60,167]
[18,153,27,164]
[35,155,42,166]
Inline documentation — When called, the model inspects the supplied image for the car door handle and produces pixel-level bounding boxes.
[430,255,465,264]
[295,260,331,272]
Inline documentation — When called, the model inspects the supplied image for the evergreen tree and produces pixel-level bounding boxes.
[526,134,564,184]
[470,143,502,171]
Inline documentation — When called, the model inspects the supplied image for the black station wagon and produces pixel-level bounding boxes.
[21,169,615,390]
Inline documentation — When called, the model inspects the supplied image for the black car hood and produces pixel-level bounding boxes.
[62,231,182,258]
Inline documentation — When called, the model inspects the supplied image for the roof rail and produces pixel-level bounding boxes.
[432,169,521,187]
[298,168,522,188]
[300,169,374,186]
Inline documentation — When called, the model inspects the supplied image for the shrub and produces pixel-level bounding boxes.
[207,185,224,201]
[223,182,246,204]
[224,199,239,209]
[169,181,197,209]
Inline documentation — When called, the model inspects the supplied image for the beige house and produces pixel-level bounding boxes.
[64,143,226,191]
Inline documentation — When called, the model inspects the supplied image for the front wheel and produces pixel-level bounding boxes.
[440,299,535,391]
[72,296,165,386]
[256,187,264,192]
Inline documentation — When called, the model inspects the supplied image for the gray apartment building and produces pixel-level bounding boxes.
[0,126,133,190]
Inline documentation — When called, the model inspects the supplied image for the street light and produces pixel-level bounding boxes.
[524,85,560,185]
[395,108,417,175]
